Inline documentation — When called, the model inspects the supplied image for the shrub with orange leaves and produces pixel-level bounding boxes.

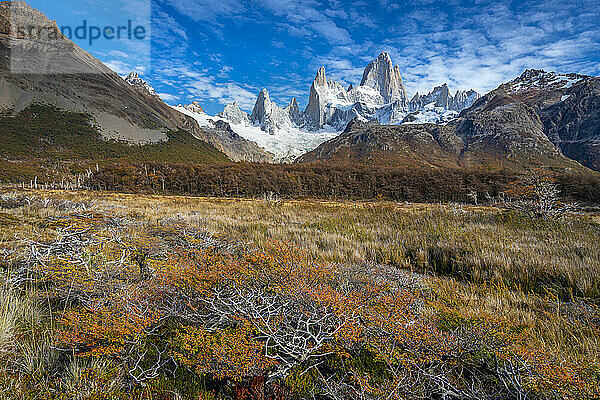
[58,295,160,358]
[173,323,277,382]
[15,211,598,399]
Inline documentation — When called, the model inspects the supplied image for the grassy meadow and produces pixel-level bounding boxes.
[0,189,599,399]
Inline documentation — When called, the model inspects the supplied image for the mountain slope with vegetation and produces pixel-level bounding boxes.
[0,104,229,182]
[0,1,270,162]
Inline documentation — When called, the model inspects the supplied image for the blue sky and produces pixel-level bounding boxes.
[25,0,600,115]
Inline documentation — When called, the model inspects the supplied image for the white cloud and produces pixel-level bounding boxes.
[311,20,352,45]
[217,65,234,78]
[255,0,353,46]
[158,92,179,102]
[378,0,600,96]
[154,62,258,111]
[126,0,600,112]
[104,60,133,75]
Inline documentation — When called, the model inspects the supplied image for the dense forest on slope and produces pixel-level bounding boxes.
[3,105,600,205]
[87,163,600,204]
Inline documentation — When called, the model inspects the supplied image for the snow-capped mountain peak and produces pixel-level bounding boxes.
[169,53,480,161]
[219,102,249,125]
[124,71,158,98]
[249,89,304,135]
[360,51,407,104]
[505,69,588,93]
[409,83,480,113]
[184,101,204,114]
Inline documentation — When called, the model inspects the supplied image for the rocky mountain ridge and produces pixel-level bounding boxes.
[195,51,480,138]
[4,2,599,171]
[124,72,158,98]
[299,68,600,172]
[177,51,480,160]
[478,69,600,170]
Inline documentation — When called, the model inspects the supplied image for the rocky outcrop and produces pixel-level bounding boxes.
[507,70,600,170]
[124,72,158,98]
[183,101,205,114]
[452,89,480,111]
[300,52,478,130]
[444,69,600,170]
[410,84,480,112]
[360,52,407,104]
[302,59,409,129]
[453,93,564,165]
[174,101,273,162]
[410,84,451,109]
[219,102,249,125]
[285,97,301,125]
[202,120,275,163]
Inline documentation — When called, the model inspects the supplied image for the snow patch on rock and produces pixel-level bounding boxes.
[124,72,158,98]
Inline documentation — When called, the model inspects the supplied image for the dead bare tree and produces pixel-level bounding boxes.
[505,168,577,218]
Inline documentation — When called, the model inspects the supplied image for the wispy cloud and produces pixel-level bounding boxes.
[157,92,179,102]
[104,60,138,75]
[154,62,258,110]
[99,0,600,113]
[158,0,247,23]
[379,0,600,96]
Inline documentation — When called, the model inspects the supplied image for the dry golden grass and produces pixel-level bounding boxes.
[3,189,599,294]
[0,188,599,398]
[25,189,598,296]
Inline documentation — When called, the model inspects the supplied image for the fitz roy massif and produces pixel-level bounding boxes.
[173,52,482,160]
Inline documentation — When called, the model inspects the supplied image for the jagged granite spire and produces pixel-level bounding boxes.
[285,97,302,125]
[408,84,480,112]
[452,89,480,111]
[315,66,327,86]
[430,83,451,108]
[360,51,407,104]
[219,102,250,125]
[184,101,204,114]
[304,67,328,128]
[251,89,273,124]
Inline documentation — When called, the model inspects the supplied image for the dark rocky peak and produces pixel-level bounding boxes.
[517,69,546,81]
[124,71,158,98]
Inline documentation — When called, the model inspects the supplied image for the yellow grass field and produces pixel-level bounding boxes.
[0,189,599,399]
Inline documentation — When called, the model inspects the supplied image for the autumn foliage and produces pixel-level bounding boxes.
[0,210,579,399]
[0,199,591,400]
